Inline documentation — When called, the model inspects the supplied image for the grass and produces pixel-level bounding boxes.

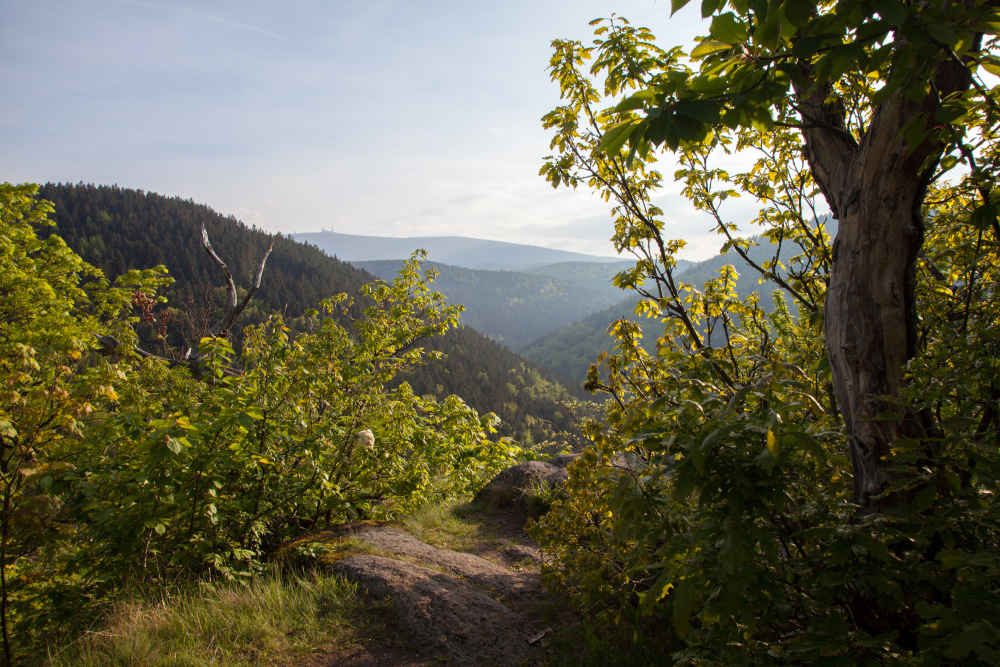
[38,567,391,667]
[402,498,500,552]
[29,501,671,667]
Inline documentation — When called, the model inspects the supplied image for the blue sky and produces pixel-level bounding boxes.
[1,0,746,259]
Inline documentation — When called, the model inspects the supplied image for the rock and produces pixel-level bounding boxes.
[501,544,544,566]
[333,554,538,666]
[473,461,568,509]
[347,527,545,603]
[547,454,578,468]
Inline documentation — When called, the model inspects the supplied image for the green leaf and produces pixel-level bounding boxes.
[640,570,674,615]
[873,0,906,26]
[755,7,782,49]
[672,114,708,141]
[710,12,747,45]
[934,102,968,125]
[154,523,167,535]
[701,0,724,17]
[970,204,998,230]
[945,622,996,660]
[671,577,697,638]
[671,0,693,15]
[600,121,637,157]
[166,436,183,454]
[971,15,1000,35]
[723,384,752,417]
[926,22,959,47]
[690,40,732,58]
[614,90,658,112]
[783,0,813,27]
[646,396,670,419]
[981,55,1000,77]
[674,99,721,124]
[784,429,828,462]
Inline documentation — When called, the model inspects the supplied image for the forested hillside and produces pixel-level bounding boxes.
[39,183,371,326]
[521,296,648,383]
[353,259,628,350]
[37,183,588,446]
[521,230,832,382]
[399,325,594,449]
[525,258,691,286]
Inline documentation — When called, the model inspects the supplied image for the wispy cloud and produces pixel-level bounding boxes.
[122,0,296,43]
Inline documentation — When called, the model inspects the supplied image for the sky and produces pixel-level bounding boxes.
[0,0,759,260]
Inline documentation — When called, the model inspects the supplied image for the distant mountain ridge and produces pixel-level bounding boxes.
[292,230,624,270]
[353,260,633,351]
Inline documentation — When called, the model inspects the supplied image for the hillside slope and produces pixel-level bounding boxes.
[521,296,655,384]
[522,231,831,383]
[525,258,692,286]
[353,260,629,351]
[37,183,589,446]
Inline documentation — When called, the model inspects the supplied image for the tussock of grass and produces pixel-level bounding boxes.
[41,568,384,667]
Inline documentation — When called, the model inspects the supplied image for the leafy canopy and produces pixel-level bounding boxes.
[531,2,1000,663]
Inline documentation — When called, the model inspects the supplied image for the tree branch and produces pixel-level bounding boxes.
[203,224,274,337]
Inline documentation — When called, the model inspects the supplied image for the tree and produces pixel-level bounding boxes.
[0,183,166,666]
[543,0,1000,513]
[533,3,1000,661]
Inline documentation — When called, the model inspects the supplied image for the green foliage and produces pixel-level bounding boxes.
[531,7,1000,664]
[1,183,170,664]
[60,253,520,585]
[0,187,523,663]
[40,182,582,458]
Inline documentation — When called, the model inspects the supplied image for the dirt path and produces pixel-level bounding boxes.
[288,504,560,667]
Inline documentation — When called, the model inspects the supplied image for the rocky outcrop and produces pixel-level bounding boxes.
[330,526,549,666]
[472,460,569,509]
[334,555,534,666]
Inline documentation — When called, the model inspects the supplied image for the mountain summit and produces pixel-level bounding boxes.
[291,231,622,270]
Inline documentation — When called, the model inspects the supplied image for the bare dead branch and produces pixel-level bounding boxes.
[97,226,274,379]
[201,224,238,312]
[202,225,274,337]
[210,239,274,337]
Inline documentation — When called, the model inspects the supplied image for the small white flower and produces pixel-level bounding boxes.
[357,429,375,450]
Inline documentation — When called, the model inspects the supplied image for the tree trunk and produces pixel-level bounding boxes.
[820,98,928,513]
[797,57,973,513]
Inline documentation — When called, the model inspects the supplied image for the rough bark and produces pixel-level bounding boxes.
[796,55,974,513]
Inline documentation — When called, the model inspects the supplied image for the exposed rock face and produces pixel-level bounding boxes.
[547,454,578,468]
[348,527,545,603]
[334,555,534,666]
[472,460,568,509]
[331,526,547,666]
